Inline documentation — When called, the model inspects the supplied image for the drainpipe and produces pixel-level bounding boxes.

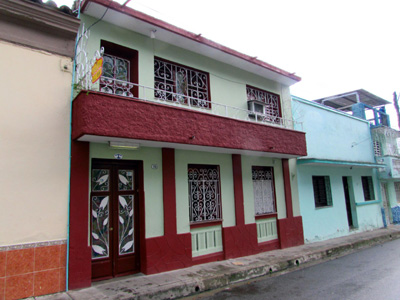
[66,0,82,291]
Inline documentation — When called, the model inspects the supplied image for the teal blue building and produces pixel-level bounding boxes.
[292,91,387,242]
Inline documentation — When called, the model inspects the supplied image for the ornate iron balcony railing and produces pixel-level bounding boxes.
[76,76,302,130]
[74,26,301,131]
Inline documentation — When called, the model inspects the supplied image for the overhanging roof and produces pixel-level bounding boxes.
[297,158,383,168]
[80,0,301,86]
[313,89,390,112]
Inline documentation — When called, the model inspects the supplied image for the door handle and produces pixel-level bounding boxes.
[110,227,113,231]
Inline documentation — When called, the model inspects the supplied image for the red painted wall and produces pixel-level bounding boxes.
[144,233,193,274]
[278,217,304,248]
[223,224,259,258]
[143,148,193,274]
[68,141,91,289]
[72,92,307,156]
[278,159,304,248]
[162,148,177,235]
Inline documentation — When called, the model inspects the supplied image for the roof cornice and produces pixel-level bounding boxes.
[0,0,80,38]
[0,0,80,57]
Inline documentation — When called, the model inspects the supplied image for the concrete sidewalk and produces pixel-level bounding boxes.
[36,225,400,300]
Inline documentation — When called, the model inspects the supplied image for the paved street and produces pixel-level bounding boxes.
[190,238,400,300]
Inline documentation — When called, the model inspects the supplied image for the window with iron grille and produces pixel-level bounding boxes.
[99,40,138,98]
[154,57,210,108]
[373,140,382,156]
[246,85,281,121]
[188,165,221,223]
[312,176,332,208]
[252,166,276,215]
[361,176,375,201]
[101,54,132,96]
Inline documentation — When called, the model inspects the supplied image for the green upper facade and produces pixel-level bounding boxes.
[76,0,301,130]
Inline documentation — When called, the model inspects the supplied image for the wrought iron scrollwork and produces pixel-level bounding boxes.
[188,166,221,222]
[154,58,210,108]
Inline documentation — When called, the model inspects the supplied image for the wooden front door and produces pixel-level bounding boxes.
[90,159,140,281]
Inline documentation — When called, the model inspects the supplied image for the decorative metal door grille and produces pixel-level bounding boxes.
[92,195,110,259]
[118,195,134,255]
[252,167,276,215]
[188,165,221,222]
[247,86,281,119]
[100,54,133,97]
[154,58,210,108]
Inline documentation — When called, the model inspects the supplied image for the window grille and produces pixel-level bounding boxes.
[373,140,381,156]
[312,176,332,207]
[188,165,221,223]
[100,54,133,97]
[154,58,210,108]
[361,176,375,201]
[252,166,276,215]
[246,85,281,119]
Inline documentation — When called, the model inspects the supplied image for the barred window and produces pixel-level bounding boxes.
[361,176,375,201]
[154,57,210,108]
[188,165,221,223]
[373,140,381,156]
[246,85,281,120]
[100,54,132,97]
[312,176,332,207]
[99,40,138,98]
[252,166,276,215]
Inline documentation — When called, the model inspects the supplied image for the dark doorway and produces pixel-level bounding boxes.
[342,177,353,227]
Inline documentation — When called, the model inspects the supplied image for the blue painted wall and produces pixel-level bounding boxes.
[292,97,375,163]
[292,97,384,242]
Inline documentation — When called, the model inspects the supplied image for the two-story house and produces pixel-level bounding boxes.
[292,90,387,243]
[69,0,307,289]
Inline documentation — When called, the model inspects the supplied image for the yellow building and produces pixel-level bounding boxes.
[0,0,79,299]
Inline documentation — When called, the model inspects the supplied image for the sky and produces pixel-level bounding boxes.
[56,0,400,127]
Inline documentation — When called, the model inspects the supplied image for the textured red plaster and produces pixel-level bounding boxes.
[222,224,259,259]
[72,92,307,156]
[68,141,92,290]
[277,216,304,248]
[144,233,192,274]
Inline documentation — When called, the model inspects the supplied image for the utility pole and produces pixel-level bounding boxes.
[393,92,400,129]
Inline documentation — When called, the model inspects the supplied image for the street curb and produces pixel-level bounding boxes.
[139,229,400,299]
[35,228,400,300]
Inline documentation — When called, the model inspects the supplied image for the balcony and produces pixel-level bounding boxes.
[72,80,307,157]
[80,76,300,130]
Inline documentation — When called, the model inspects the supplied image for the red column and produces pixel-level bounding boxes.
[278,158,304,248]
[68,141,91,289]
[143,148,192,274]
[232,154,245,226]
[282,159,293,218]
[162,148,177,235]
[222,154,258,258]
